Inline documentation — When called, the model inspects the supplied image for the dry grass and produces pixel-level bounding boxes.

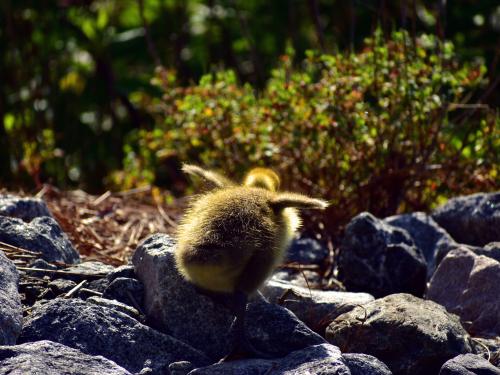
[35,185,186,265]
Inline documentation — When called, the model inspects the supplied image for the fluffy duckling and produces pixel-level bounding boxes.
[175,164,328,360]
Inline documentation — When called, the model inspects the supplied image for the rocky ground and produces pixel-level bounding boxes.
[0,190,499,374]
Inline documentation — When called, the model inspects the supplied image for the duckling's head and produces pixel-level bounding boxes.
[243,167,280,192]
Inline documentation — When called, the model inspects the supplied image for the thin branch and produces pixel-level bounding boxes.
[64,280,87,298]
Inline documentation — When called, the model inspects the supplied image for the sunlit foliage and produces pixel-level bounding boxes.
[119,30,499,230]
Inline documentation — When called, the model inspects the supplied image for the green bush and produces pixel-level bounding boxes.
[119,30,499,231]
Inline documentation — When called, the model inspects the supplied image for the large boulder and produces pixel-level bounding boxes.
[0,340,132,375]
[18,298,210,374]
[0,216,79,264]
[261,279,374,333]
[132,234,325,361]
[0,194,52,221]
[338,212,427,297]
[0,251,22,345]
[385,212,456,277]
[426,248,500,337]
[189,344,351,375]
[439,354,500,375]
[326,293,473,375]
[432,192,500,247]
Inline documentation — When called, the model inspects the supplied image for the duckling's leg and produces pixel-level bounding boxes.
[219,290,273,362]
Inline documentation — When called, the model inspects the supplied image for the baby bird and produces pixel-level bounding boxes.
[175,164,328,360]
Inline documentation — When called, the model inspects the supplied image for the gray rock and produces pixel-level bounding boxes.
[262,279,374,333]
[286,237,329,265]
[0,215,79,264]
[326,293,473,375]
[426,248,500,337]
[385,212,456,277]
[18,298,210,374]
[0,251,22,345]
[103,277,144,308]
[343,353,393,375]
[133,234,325,361]
[62,261,115,281]
[87,296,141,320]
[0,194,52,221]
[132,234,233,359]
[432,192,500,247]
[189,343,350,375]
[0,340,132,375]
[338,212,427,297]
[439,354,500,374]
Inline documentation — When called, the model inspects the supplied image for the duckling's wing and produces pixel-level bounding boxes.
[182,164,236,188]
[270,192,329,211]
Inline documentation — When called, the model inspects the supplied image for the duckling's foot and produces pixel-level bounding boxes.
[218,332,271,363]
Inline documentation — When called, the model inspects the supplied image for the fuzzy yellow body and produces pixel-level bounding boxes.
[175,165,327,295]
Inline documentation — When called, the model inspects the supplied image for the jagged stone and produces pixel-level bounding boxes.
[132,234,325,361]
[338,212,427,297]
[427,248,500,337]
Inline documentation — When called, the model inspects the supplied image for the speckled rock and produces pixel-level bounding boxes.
[262,279,374,333]
[326,293,473,375]
[132,234,325,361]
[0,340,132,375]
[0,194,52,221]
[18,298,210,374]
[432,192,500,247]
[0,251,22,345]
[0,215,79,264]
[189,344,350,375]
[338,212,427,297]
[439,354,500,374]
[426,247,500,337]
[343,353,393,375]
